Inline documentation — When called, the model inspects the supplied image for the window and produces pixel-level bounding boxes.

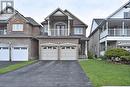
[21,47,27,50]
[44,25,48,33]
[74,27,83,34]
[124,12,130,19]
[12,24,23,31]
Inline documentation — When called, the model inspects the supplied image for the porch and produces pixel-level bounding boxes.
[100,19,130,39]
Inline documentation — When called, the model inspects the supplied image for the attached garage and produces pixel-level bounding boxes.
[0,45,10,61]
[60,46,77,60]
[40,43,78,60]
[11,46,28,61]
[40,43,58,60]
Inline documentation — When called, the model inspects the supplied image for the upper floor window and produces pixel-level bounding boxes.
[43,25,48,33]
[12,24,23,31]
[124,12,130,19]
[74,27,83,34]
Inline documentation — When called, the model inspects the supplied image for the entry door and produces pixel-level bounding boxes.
[56,25,65,36]
[0,46,10,61]
[60,46,77,60]
[12,47,28,61]
[41,46,58,60]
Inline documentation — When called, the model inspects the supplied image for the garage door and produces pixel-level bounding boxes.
[60,46,77,60]
[41,46,58,60]
[0,46,10,61]
[12,46,28,61]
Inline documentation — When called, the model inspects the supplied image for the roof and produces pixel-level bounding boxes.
[0,34,33,38]
[42,8,87,27]
[89,1,130,38]
[108,1,130,18]
[64,9,88,27]
[36,35,88,41]
[26,17,40,26]
[45,8,73,20]
[88,18,104,37]
[0,14,14,21]
[36,36,81,39]
[0,7,40,27]
[94,19,104,25]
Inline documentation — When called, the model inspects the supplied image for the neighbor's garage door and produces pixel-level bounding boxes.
[41,46,58,60]
[60,46,77,60]
[12,46,28,61]
[0,46,10,61]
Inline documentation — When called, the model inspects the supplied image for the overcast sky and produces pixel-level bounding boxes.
[13,0,128,36]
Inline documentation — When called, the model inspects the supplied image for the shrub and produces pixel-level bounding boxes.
[99,56,107,60]
[105,48,130,59]
[88,51,94,59]
[121,56,130,61]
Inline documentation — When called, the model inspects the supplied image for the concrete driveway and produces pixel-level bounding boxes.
[0,61,92,87]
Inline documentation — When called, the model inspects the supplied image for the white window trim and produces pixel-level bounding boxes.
[74,27,83,34]
[12,24,24,31]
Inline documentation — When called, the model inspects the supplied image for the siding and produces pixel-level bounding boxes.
[88,29,100,57]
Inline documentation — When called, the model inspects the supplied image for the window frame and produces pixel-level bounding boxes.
[74,27,84,35]
[12,24,24,31]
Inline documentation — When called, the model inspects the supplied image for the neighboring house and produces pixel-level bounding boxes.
[89,1,130,57]
[0,1,41,61]
[37,8,88,60]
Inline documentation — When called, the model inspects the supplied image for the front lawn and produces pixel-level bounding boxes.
[80,59,130,87]
[0,60,37,74]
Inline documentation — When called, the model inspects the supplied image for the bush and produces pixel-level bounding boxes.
[99,56,107,60]
[88,51,94,59]
[121,56,130,61]
[105,48,130,58]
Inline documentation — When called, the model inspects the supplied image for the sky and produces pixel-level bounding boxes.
[13,0,129,36]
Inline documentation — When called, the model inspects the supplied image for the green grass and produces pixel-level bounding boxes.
[0,60,37,74]
[80,59,130,87]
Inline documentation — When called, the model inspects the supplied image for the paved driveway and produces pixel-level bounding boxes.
[0,61,92,87]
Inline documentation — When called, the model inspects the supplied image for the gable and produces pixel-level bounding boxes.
[110,7,130,18]
[64,10,87,27]
[8,13,28,23]
[108,1,130,18]
[45,8,73,20]
[91,20,98,33]
[53,11,65,16]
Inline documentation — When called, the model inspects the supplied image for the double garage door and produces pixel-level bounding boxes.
[41,44,78,60]
[0,45,28,61]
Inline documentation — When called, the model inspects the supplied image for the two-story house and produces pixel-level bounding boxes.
[37,8,88,60]
[89,1,130,57]
[0,0,41,61]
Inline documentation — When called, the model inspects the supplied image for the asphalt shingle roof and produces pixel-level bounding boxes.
[94,19,104,25]
[26,17,40,26]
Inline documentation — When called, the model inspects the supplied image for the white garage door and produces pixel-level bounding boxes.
[12,47,28,61]
[0,46,10,61]
[60,46,77,60]
[41,46,58,60]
